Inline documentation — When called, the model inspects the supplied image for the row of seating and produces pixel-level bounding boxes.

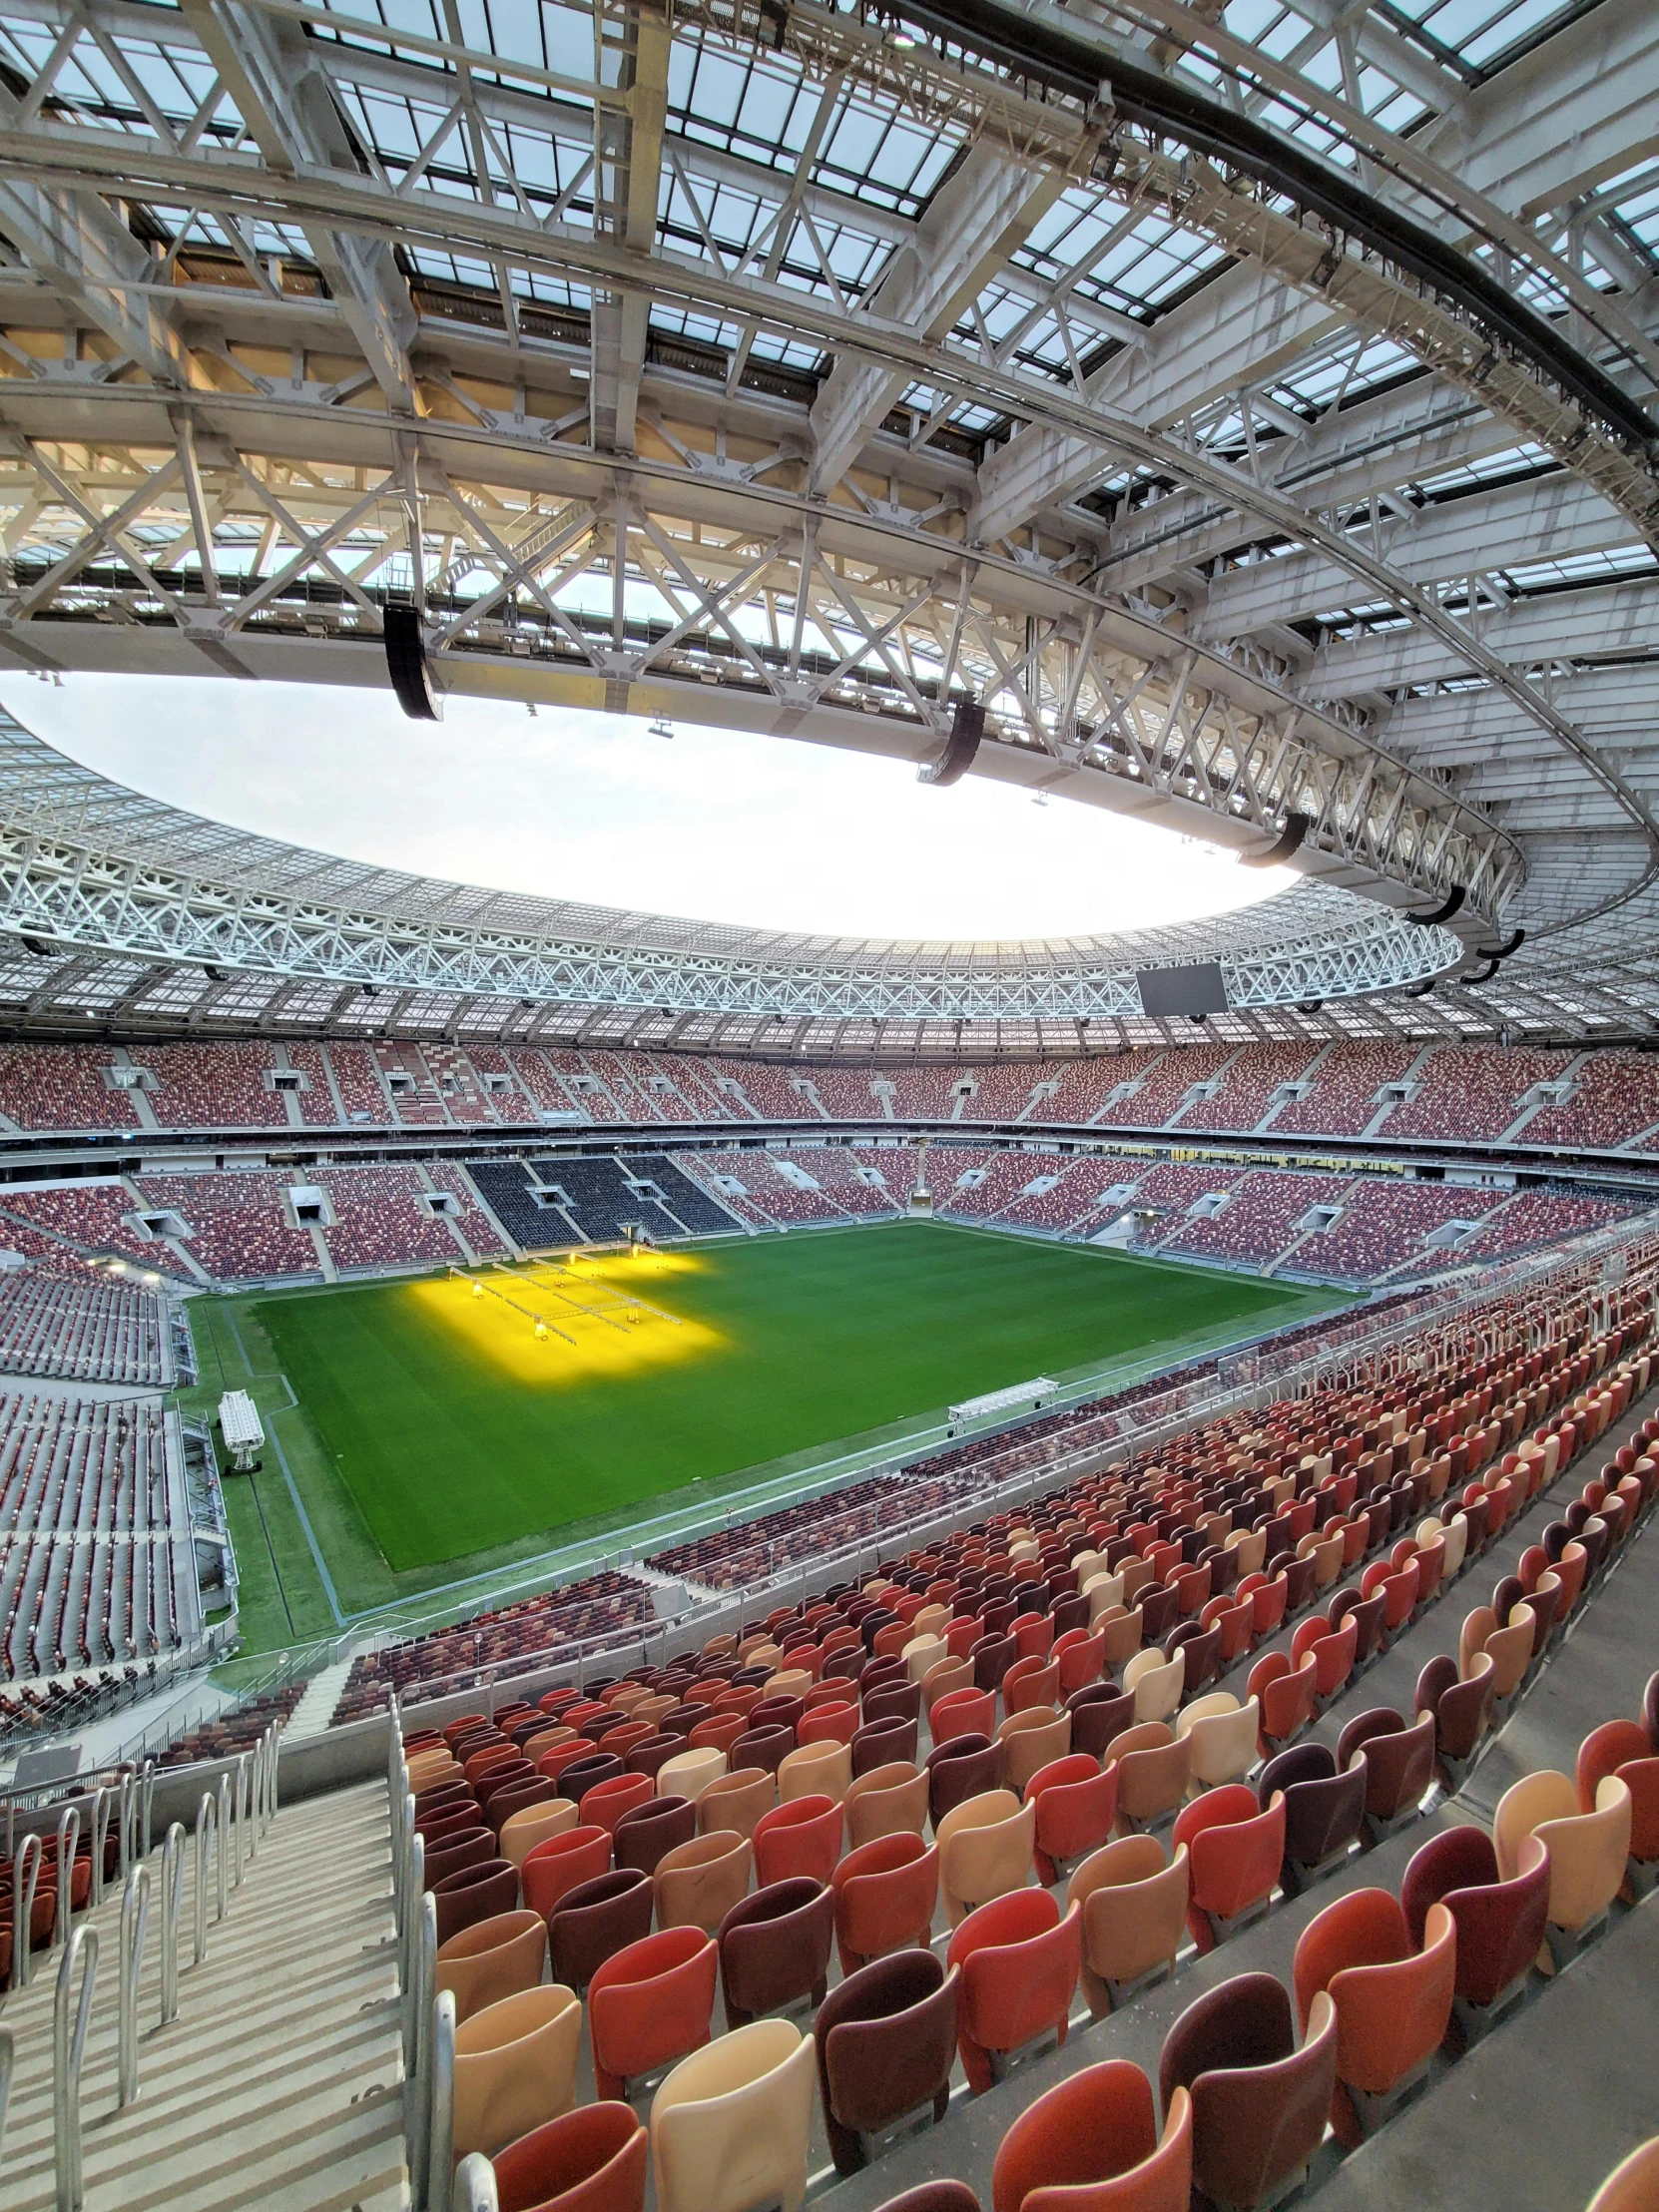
[3,1037,1659,1151]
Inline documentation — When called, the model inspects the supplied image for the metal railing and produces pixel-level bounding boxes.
[118,1864,150,2107]
[53,1924,98,2212]
[29,1716,282,2212]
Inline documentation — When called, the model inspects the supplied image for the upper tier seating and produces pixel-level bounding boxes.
[1272,1041,1421,1138]
[128,1041,288,1128]
[1526,1053,1659,1152]
[1179,1043,1325,1134]
[0,1264,167,1386]
[0,1038,1654,1155]
[1383,1047,1575,1144]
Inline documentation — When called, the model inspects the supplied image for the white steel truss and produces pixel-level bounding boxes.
[0,0,1655,1013]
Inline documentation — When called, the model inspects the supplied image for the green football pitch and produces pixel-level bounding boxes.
[238,1223,1348,1583]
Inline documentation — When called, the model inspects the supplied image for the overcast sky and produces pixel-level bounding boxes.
[0,673,1290,940]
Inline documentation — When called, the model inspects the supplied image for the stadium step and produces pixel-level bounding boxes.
[0,1778,407,2212]
[286,1656,354,1738]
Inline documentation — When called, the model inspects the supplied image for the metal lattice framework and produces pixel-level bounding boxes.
[0,707,1458,1023]
[0,0,1656,1040]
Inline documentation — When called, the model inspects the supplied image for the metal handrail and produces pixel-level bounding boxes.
[408,1896,437,2207]
[232,1753,249,1887]
[427,1989,457,2212]
[193,1793,217,1965]
[90,1789,112,1909]
[0,2025,13,2168]
[453,2153,499,2212]
[53,1922,98,2212]
[119,1865,151,2107]
[159,1821,185,2024]
[216,1773,231,1922]
[13,1832,41,1990]
[51,1806,80,1953]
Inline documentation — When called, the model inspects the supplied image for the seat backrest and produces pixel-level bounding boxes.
[491,2100,649,2212]
[718,1878,834,2025]
[817,1952,959,2169]
[989,2059,1186,2212]
[1533,1777,1633,1930]
[1492,1768,1579,1882]
[778,1739,852,1803]
[844,1760,928,1848]
[654,1830,753,1935]
[1158,1972,1335,2212]
[1069,1839,1189,1998]
[452,1981,583,2165]
[650,2018,816,2212]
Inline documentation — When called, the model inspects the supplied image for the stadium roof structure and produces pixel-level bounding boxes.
[0,0,1656,1055]
[0,703,1655,1054]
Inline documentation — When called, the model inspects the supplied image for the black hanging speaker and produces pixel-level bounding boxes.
[917,698,984,786]
[383,604,442,721]
[1240,811,1309,868]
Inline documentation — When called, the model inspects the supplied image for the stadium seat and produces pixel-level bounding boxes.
[1335,1709,1435,1842]
[613,1794,698,1877]
[1577,1722,1659,1890]
[655,1830,753,1934]
[501,1801,579,1871]
[658,1747,728,1802]
[778,1740,851,1803]
[548,1869,655,1990]
[1158,1974,1338,2211]
[588,1926,720,2099]
[946,1890,1083,2092]
[718,1877,834,2027]
[754,1793,842,1886]
[990,2060,1192,2212]
[937,1788,1036,1926]
[698,1768,776,1842]
[1401,1827,1549,2041]
[1068,1838,1189,2014]
[1111,1724,1191,1832]
[816,1951,961,2175]
[1292,1888,1457,2142]
[1175,1694,1259,1790]
[1493,1770,1632,1967]
[451,1982,582,2162]
[433,1859,521,1946]
[437,1910,549,2025]
[844,1762,929,1849]
[1257,1744,1367,1894]
[831,1831,939,1971]
[491,2102,649,2212]
[522,1826,613,1921]
[998,1708,1072,1791]
[651,2018,816,2212]
[1026,1754,1118,1885]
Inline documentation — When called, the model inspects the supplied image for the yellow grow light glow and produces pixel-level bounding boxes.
[406,1255,722,1385]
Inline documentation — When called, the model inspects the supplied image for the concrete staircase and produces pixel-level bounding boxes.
[285,1657,356,1741]
[0,1779,407,2212]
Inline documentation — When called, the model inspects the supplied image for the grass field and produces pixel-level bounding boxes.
[193,1226,1349,1643]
